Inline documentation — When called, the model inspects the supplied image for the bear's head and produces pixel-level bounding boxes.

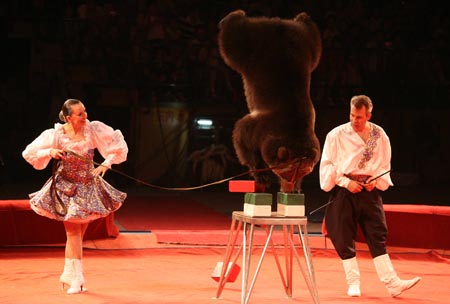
[261,127,321,193]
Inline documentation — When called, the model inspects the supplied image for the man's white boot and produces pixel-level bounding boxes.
[342,257,361,297]
[373,254,421,297]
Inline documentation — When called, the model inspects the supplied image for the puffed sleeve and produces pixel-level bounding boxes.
[319,129,352,192]
[90,121,128,168]
[374,131,393,191]
[319,132,338,192]
[22,129,56,170]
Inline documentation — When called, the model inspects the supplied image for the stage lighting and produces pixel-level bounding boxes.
[194,118,214,130]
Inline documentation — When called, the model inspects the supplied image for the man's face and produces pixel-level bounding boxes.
[350,105,371,132]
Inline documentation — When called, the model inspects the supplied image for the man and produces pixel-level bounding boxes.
[319,95,420,297]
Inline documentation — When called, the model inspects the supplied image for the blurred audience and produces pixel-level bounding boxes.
[2,0,449,185]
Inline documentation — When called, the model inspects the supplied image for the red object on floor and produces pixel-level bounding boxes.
[0,199,119,245]
[211,261,241,282]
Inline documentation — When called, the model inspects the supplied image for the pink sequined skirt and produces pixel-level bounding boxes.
[29,153,126,223]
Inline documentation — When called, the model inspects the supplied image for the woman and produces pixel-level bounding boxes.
[22,99,128,294]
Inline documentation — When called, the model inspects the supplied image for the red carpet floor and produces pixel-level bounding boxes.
[1,246,449,304]
[115,194,232,231]
[1,191,450,303]
[114,193,234,245]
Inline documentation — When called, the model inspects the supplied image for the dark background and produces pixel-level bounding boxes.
[1,0,449,205]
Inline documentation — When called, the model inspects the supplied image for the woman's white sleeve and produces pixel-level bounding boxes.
[22,129,56,170]
[91,121,128,168]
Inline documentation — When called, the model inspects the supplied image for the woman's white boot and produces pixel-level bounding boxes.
[373,254,421,297]
[60,258,73,289]
[67,259,87,294]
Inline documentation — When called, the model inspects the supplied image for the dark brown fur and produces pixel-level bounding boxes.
[218,10,322,193]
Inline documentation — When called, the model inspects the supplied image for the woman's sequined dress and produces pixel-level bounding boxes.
[22,120,128,223]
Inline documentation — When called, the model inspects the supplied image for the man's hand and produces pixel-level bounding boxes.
[347,180,364,193]
[363,179,376,192]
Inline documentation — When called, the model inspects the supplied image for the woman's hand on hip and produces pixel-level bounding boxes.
[92,165,108,177]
